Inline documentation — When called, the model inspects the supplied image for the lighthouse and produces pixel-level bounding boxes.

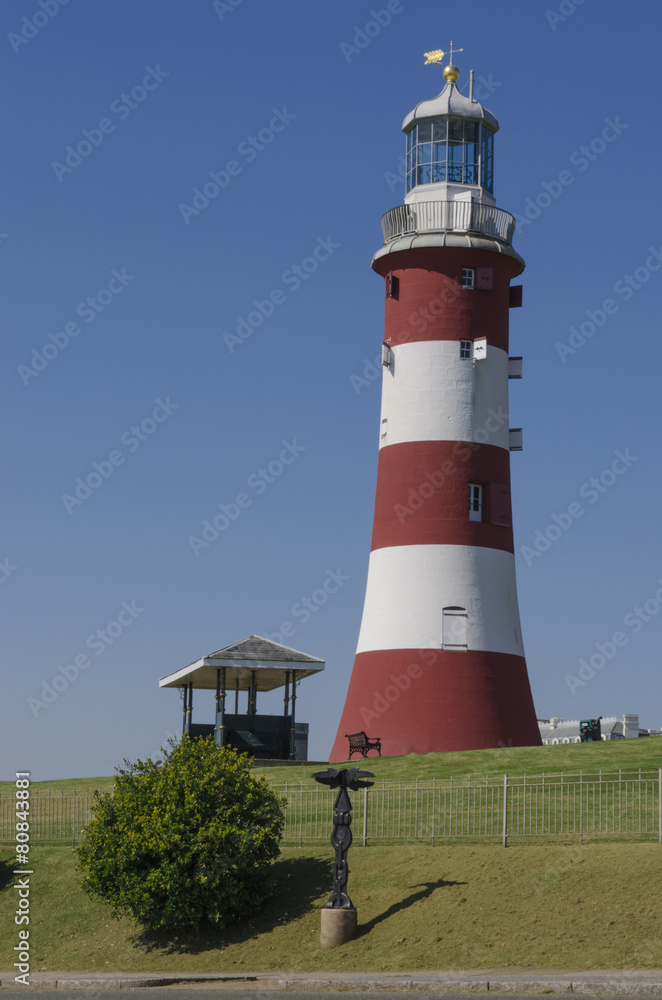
[330,53,541,759]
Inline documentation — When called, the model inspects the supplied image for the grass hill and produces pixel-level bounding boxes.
[3,734,659,794]
[2,740,661,972]
[1,841,661,971]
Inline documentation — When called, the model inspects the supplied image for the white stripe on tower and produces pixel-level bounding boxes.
[380,340,510,450]
[363,330,520,662]
[356,544,524,656]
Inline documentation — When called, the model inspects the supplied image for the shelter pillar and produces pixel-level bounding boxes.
[181,685,188,735]
[249,671,257,717]
[289,670,297,759]
[186,681,193,734]
[215,667,227,747]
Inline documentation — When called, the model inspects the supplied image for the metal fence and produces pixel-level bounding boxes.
[0,787,96,845]
[275,769,662,846]
[2,769,661,847]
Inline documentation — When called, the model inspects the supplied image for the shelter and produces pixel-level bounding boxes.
[159,634,325,760]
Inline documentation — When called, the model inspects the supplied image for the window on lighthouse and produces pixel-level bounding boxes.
[461,268,474,289]
[442,607,468,650]
[405,118,495,194]
[468,483,483,521]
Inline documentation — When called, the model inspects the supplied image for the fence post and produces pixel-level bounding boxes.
[432,777,436,846]
[363,785,368,847]
[579,771,583,845]
[502,773,508,848]
[450,775,453,837]
[467,774,471,837]
[658,768,661,845]
[299,786,303,849]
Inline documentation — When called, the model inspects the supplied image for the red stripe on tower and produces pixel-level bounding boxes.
[330,58,540,760]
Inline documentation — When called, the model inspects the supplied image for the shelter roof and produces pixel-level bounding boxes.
[158,634,325,692]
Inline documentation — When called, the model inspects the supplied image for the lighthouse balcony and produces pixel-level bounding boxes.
[381,200,516,247]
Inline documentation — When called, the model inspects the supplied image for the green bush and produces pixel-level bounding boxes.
[76,736,285,932]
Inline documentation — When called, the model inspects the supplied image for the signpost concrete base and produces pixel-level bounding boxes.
[320,907,357,949]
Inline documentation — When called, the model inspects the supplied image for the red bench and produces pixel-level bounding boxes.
[345,731,382,759]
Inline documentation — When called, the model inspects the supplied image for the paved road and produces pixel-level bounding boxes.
[0,992,657,1000]
[0,993,596,1000]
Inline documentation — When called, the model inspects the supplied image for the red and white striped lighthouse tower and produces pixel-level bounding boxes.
[330,53,541,759]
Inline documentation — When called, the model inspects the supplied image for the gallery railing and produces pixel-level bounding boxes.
[380,200,517,246]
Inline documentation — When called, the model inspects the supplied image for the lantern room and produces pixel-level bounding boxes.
[402,64,498,206]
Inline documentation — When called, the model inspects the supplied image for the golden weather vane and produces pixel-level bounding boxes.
[423,48,445,65]
[423,40,463,66]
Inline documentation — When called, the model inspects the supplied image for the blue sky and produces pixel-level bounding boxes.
[3,0,661,780]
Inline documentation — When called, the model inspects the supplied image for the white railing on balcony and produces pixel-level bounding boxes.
[381,200,517,246]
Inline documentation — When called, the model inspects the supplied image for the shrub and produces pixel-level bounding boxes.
[76,736,284,932]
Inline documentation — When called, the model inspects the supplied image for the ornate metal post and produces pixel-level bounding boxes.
[289,670,297,760]
[312,766,374,947]
[185,681,193,734]
[215,667,226,747]
[181,684,188,735]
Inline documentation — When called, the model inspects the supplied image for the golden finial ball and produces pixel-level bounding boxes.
[443,64,460,82]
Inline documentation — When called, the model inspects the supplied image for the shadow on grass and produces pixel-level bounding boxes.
[355,877,467,937]
[0,859,16,892]
[134,854,332,954]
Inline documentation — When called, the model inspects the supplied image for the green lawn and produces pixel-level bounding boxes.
[2,735,660,797]
[2,841,661,972]
[267,736,662,786]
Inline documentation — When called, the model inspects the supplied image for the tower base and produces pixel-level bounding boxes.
[330,648,541,760]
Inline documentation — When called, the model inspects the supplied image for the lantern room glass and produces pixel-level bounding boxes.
[405,117,494,194]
